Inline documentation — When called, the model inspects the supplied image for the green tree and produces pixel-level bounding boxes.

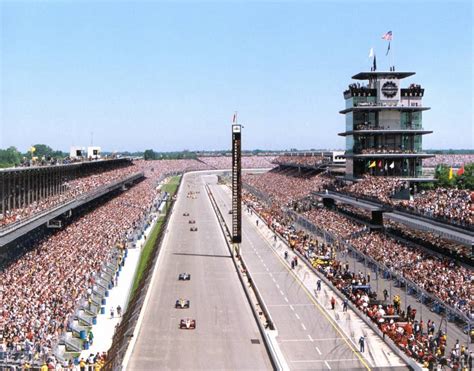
[144,149,157,160]
[0,146,22,168]
[434,163,474,190]
[28,144,54,159]
[456,163,474,190]
[434,164,456,187]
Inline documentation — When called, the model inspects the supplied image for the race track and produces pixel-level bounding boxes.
[127,172,272,370]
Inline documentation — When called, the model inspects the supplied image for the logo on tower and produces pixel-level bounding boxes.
[381,81,398,98]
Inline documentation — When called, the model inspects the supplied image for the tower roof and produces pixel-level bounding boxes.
[352,71,415,80]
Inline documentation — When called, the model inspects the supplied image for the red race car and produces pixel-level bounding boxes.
[180,318,196,329]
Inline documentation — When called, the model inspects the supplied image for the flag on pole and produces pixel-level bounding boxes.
[30,146,36,153]
[369,48,377,71]
[382,31,393,41]
[389,161,395,169]
[382,31,392,56]
[368,161,376,168]
[457,166,465,176]
[448,167,453,180]
[378,160,383,168]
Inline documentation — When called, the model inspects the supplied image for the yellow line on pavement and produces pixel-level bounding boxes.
[252,223,372,371]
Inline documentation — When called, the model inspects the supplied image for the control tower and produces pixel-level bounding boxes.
[339,71,433,179]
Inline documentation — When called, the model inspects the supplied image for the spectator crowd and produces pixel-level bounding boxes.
[0,158,226,366]
[340,176,473,227]
[243,171,473,317]
[243,174,473,369]
[0,166,141,228]
[272,155,329,168]
[198,156,275,169]
[423,155,474,168]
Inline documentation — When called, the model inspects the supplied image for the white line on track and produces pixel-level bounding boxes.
[278,337,344,342]
[279,289,285,296]
[289,305,294,311]
[284,297,289,303]
[301,323,307,330]
[290,358,358,363]
[325,360,332,369]
[267,304,313,308]
[315,346,322,355]
[295,313,300,320]
[308,334,313,342]
[276,284,280,289]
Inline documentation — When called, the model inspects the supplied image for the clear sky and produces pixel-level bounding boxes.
[1,0,472,152]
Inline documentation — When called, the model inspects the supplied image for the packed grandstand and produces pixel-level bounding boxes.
[0,154,472,370]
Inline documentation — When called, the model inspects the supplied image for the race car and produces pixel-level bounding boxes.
[311,256,332,268]
[188,220,196,224]
[175,299,190,309]
[183,212,190,217]
[178,273,191,280]
[190,227,198,231]
[179,318,196,329]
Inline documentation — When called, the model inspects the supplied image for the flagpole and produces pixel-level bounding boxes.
[391,40,394,70]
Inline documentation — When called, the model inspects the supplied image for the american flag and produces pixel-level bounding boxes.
[382,31,393,41]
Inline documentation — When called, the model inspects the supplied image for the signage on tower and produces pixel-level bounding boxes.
[377,79,400,103]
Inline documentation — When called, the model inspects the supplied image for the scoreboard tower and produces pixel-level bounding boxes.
[231,124,242,255]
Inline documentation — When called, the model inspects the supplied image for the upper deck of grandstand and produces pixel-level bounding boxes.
[0,157,132,174]
[0,161,137,229]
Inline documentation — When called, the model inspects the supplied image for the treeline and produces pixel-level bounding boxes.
[0,145,67,168]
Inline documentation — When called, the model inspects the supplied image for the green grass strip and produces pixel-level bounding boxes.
[129,175,181,296]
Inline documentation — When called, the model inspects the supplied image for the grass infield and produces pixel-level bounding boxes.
[130,175,181,295]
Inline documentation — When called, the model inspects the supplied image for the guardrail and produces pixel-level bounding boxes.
[205,184,281,371]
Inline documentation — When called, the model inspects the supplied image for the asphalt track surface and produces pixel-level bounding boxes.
[209,181,372,371]
[127,172,272,370]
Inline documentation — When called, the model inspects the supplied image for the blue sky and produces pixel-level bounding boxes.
[1,1,472,152]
